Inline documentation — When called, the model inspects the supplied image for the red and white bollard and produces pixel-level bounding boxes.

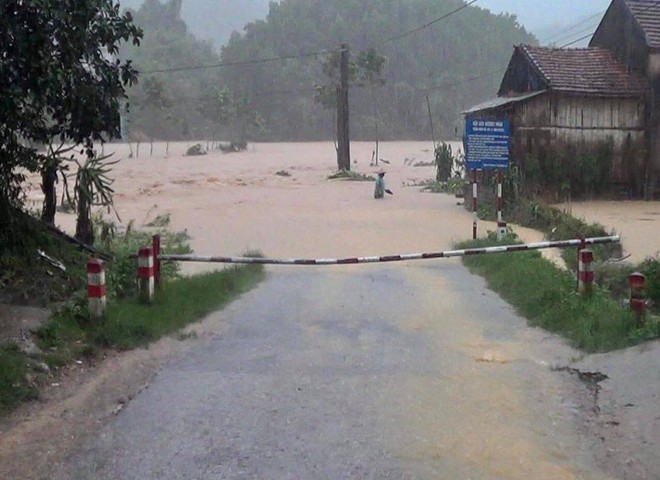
[630,272,647,325]
[578,249,594,296]
[138,247,155,304]
[87,259,107,318]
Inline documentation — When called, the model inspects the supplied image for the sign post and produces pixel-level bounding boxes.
[465,119,511,240]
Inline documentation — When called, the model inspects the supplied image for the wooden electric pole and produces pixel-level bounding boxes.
[336,44,351,171]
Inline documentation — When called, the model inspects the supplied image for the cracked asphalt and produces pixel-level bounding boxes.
[55,262,619,479]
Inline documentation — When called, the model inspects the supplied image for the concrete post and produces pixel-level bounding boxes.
[630,272,647,326]
[578,249,594,296]
[138,247,155,305]
[87,259,107,318]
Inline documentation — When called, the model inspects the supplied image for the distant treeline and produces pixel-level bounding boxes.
[122,0,537,142]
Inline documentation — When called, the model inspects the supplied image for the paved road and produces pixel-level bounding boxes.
[57,262,615,479]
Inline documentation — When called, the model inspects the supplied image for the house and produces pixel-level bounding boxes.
[591,0,660,194]
[465,0,660,198]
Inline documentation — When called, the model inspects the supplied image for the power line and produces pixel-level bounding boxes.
[559,32,596,49]
[139,50,330,75]
[553,23,601,45]
[377,0,479,46]
[540,10,606,45]
[558,0,660,49]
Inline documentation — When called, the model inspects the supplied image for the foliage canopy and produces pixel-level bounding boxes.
[0,0,142,250]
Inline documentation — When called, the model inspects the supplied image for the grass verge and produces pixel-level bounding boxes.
[38,264,265,354]
[459,236,660,353]
[1,264,264,416]
[95,265,264,349]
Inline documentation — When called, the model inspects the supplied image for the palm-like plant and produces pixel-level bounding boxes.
[62,150,120,245]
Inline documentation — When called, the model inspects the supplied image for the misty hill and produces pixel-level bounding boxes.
[119,0,269,47]
[219,0,537,140]
[119,0,609,51]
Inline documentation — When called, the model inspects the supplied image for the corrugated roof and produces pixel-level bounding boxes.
[462,91,546,114]
[626,0,660,48]
[521,45,648,97]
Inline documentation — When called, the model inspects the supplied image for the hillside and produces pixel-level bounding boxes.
[118,0,269,47]
[219,0,537,140]
[122,0,537,141]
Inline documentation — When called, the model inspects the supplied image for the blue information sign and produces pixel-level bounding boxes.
[465,119,511,170]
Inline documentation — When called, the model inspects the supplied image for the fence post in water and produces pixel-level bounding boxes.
[152,234,161,289]
[87,259,107,318]
[472,169,478,240]
[495,170,506,240]
[578,249,594,296]
[138,247,155,304]
[630,272,647,326]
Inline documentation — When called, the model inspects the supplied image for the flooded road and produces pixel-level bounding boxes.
[56,263,611,479]
[16,142,644,478]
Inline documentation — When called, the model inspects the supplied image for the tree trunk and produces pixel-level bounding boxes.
[75,186,94,246]
[41,165,57,225]
[336,44,351,171]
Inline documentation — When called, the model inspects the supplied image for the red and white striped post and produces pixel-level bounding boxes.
[496,169,507,240]
[578,249,594,296]
[87,259,107,318]
[630,272,647,325]
[138,247,155,304]
[472,169,478,240]
[152,234,161,289]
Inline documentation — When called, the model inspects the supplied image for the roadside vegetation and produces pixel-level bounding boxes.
[328,170,375,182]
[459,233,660,353]
[0,216,264,416]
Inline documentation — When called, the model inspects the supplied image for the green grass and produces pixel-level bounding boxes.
[36,264,264,354]
[0,264,264,416]
[94,265,264,349]
[327,170,375,181]
[459,236,660,353]
[0,345,39,415]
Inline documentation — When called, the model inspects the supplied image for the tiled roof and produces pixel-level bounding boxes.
[520,45,648,97]
[625,0,660,48]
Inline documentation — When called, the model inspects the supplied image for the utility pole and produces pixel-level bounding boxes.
[336,44,351,171]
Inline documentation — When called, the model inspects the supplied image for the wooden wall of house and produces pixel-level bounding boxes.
[590,0,649,76]
[514,94,645,185]
[591,0,660,187]
[467,93,646,189]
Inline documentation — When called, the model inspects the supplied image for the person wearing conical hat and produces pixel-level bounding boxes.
[374,169,393,199]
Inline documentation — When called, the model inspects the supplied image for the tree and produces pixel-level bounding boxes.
[315,46,387,170]
[220,0,537,141]
[0,0,142,250]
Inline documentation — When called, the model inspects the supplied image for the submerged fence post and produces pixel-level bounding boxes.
[496,169,507,240]
[138,247,155,304]
[153,234,161,289]
[578,249,594,296]
[87,259,107,318]
[630,272,647,325]
[472,169,478,240]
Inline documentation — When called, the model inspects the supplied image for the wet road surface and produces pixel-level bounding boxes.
[56,262,615,479]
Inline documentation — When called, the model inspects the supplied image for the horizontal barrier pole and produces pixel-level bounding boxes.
[159,236,620,266]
